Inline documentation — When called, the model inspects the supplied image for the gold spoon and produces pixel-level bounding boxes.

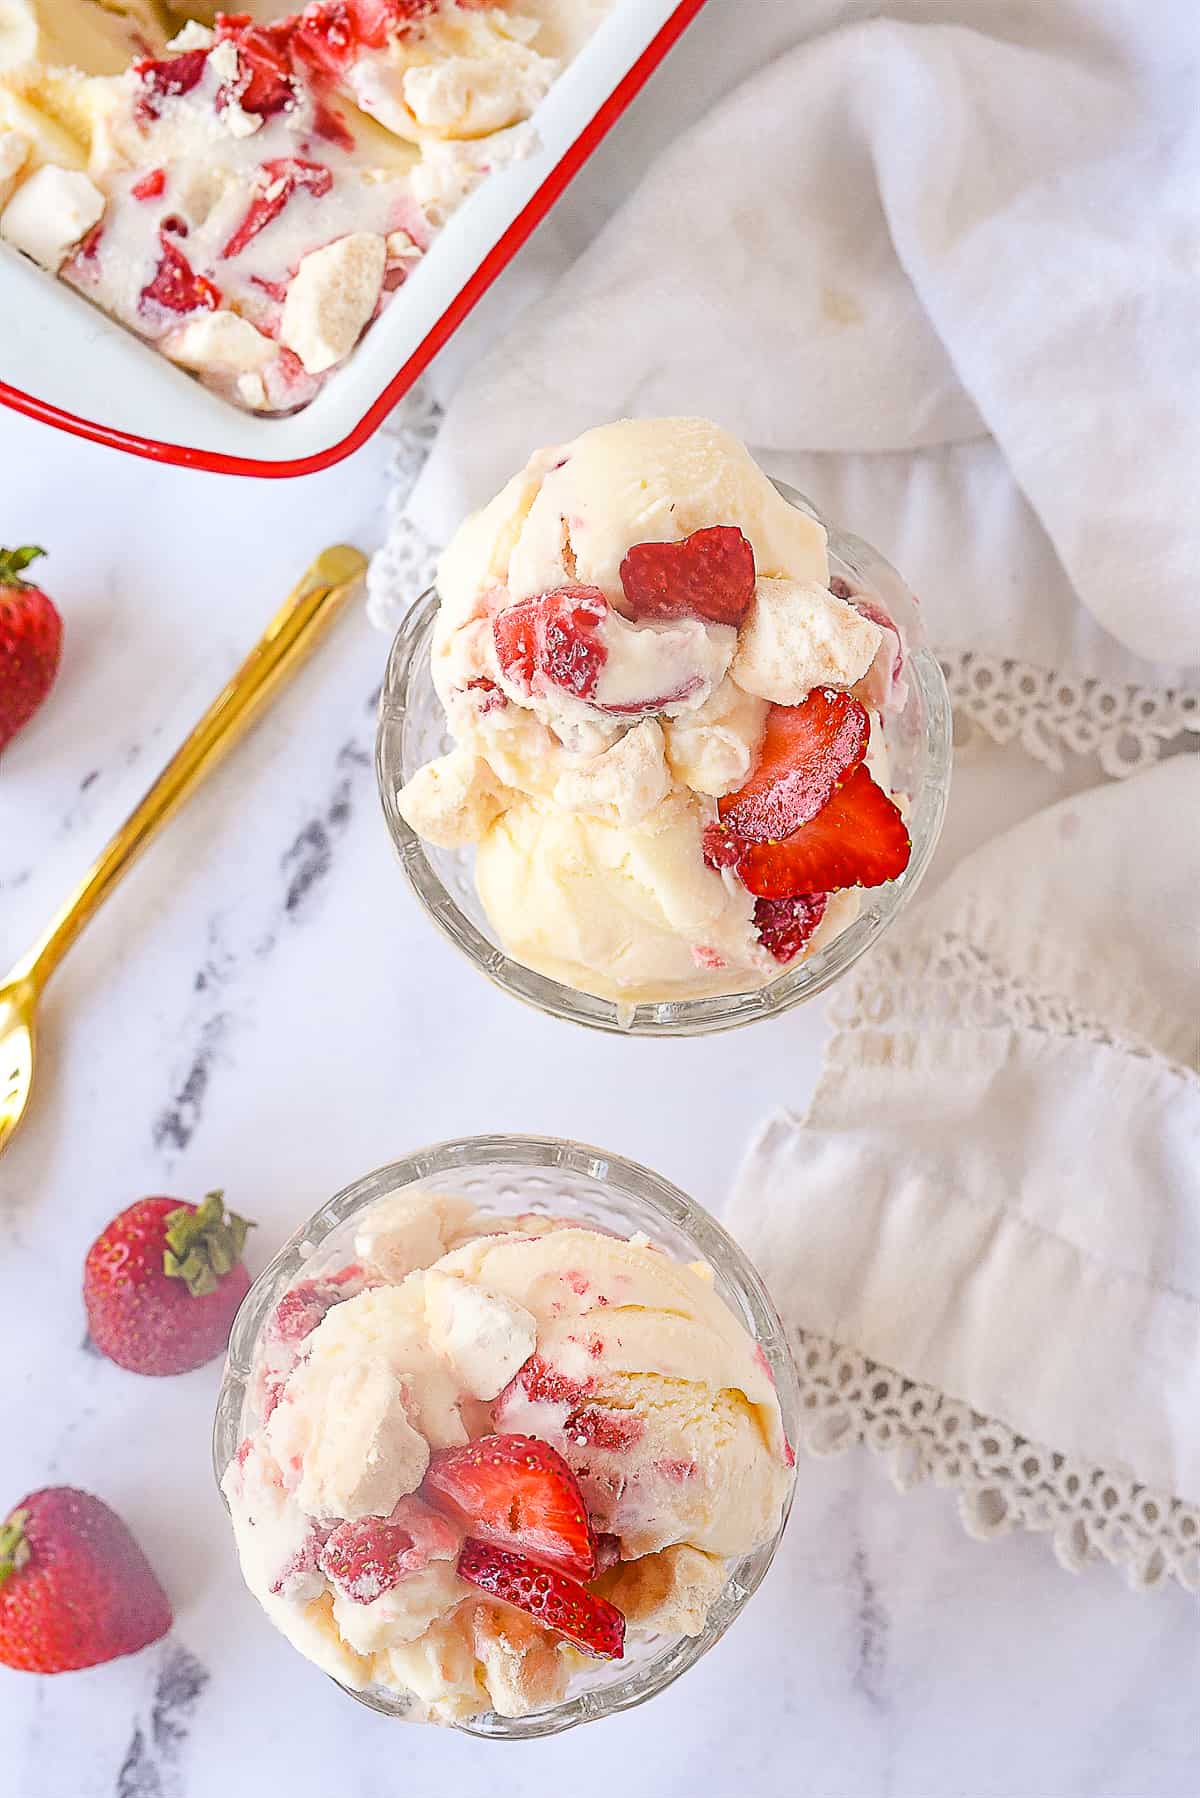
[0,543,367,1159]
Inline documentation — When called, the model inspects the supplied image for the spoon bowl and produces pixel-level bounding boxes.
[0,978,36,1156]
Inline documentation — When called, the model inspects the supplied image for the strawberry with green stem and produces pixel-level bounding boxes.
[0,1487,172,1672]
[84,1191,254,1375]
[0,546,63,754]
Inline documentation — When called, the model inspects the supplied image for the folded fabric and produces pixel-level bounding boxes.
[727,755,1200,1590]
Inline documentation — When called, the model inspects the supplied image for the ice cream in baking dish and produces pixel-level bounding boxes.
[221,1187,791,1723]
[395,416,912,1003]
[0,0,611,411]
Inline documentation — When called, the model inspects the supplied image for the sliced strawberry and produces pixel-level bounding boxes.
[737,765,909,896]
[421,1433,596,1580]
[719,689,869,843]
[270,1284,332,1344]
[319,1518,409,1604]
[347,0,436,46]
[492,605,537,688]
[290,0,356,75]
[287,0,430,77]
[619,525,755,628]
[753,893,829,963]
[221,157,332,259]
[702,822,742,870]
[213,15,296,117]
[131,168,166,201]
[318,1500,457,1603]
[133,47,209,125]
[138,235,221,316]
[493,587,608,702]
[269,1263,368,1344]
[457,1540,625,1659]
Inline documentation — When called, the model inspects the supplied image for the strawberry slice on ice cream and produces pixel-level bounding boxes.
[221,157,333,259]
[457,1539,625,1660]
[139,235,221,316]
[212,16,297,118]
[493,587,609,702]
[133,46,209,124]
[620,525,756,628]
[719,688,870,843]
[736,763,910,897]
[753,893,829,963]
[318,1499,458,1604]
[421,1432,597,1580]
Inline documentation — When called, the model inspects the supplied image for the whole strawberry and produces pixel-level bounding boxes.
[84,1191,254,1376]
[0,1487,172,1672]
[0,546,63,754]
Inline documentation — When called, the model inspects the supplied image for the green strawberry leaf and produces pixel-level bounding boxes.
[0,547,46,591]
[162,1190,254,1298]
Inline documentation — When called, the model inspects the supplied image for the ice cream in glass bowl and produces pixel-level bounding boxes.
[377,416,952,1034]
[213,1135,799,1736]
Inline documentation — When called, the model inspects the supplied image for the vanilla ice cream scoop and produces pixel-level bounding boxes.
[397,417,913,1004]
[221,1183,793,1726]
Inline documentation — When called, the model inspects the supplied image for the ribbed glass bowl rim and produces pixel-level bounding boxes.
[212,1134,800,1738]
[375,482,952,1035]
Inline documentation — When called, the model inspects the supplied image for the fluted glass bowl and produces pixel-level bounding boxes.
[376,483,952,1034]
[213,1135,799,1738]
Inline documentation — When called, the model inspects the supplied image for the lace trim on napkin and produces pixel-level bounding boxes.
[367,384,444,634]
[827,929,1181,1067]
[804,909,1198,1591]
[940,650,1200,778]
[792,1328,1200,1592]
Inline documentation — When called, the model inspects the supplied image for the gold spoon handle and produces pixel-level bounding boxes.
[14,544,367,991]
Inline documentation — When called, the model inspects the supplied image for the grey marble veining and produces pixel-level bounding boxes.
[1,413,1198,1798]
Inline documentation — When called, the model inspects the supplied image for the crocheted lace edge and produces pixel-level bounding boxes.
[792,1325,1200,1593]
[938,649,1199,778]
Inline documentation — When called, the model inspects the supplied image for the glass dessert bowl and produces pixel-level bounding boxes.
[213,1135,799,1737]
[376,421,952,1035]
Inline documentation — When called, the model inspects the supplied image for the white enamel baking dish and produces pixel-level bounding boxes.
[0,0,705,476]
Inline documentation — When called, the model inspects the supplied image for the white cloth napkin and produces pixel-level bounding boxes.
[727,755,1200,1590]
[368,0,1200,1583]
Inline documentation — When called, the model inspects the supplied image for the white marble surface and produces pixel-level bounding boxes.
[2,410,1198,1798]
[2,0,1199,1747]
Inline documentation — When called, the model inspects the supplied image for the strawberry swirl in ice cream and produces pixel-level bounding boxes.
[221,1187,791,1724]
[395,416,912,1003]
